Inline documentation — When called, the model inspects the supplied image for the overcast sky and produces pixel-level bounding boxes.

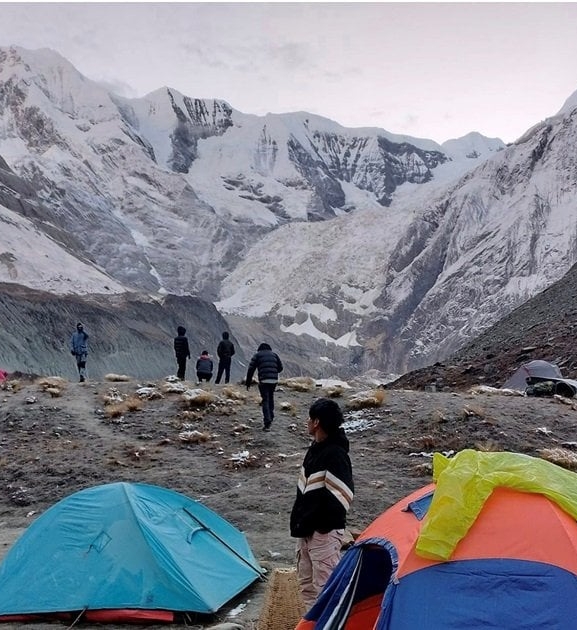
[1,2,576,144]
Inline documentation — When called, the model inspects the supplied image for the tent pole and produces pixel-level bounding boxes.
[182,507,267,580]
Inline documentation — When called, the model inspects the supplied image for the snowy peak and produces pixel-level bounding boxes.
[442,131,505,160]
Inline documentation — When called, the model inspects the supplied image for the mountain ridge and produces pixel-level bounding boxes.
[1,44,576,380]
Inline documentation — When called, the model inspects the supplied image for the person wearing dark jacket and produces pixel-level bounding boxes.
[215,331,235,384]
[290,398,354,609]
[245,342,283,431]
[173,326,191,381]
[196,350,214,384]
[70,322,89,382]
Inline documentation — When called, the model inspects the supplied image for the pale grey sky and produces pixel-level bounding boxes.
[1,2,576,144]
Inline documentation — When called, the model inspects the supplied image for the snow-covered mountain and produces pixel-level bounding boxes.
[3,44,575,377]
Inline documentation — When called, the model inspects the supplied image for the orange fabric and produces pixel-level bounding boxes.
[84,609,174,623]
[344,593,383,629]
[360,484,577,579]
[295,619,315,630]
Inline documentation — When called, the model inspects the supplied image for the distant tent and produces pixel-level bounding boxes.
[297,450,577,630]
[0,482,264,624]
[502,360,577,397]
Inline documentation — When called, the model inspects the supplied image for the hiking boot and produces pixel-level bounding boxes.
[263,425,271,432]
[79,376,85,383]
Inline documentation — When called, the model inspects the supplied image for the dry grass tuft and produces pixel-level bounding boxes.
[322,385,345,398]
[539,447,577,471]
[178,430,211,443]
[222,386,247,401]
[345,389,386,410]
[430,409,447,424]
[180,410,203,422]
[161,382,187,394]
[36,377,67,390]
[280,401,297,416]
[461,405,486,419]
[181,389,215,407]
[104,373,131,382]
[413,462,433,476]
[475,440,502,452]
[415,434,438,450]
[2,379,21,392]
[105,397,143,418]
[281,377,316,392]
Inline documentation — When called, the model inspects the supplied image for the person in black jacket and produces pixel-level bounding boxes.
[290,398,354,609]
[173,326,191,381]
[245,342,283,431]
[215,331,235,384]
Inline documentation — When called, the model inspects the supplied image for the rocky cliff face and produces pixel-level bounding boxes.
[6,44,576,380]
[0,285,246,380]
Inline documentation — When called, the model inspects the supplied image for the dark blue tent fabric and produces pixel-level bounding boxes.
[0,482,263,616]
[305,538,397,629]
[378,559,577,629]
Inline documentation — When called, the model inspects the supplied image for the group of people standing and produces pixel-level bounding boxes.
[173,328,236,384]
[71,320,353,612]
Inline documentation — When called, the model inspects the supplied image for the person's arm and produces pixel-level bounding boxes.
[246,355,257,387]
[276,354,283,374]
[231,343,235,357]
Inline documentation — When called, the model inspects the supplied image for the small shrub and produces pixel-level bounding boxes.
[475,440,501,452]
[36,377,67,391]
[345,389,386,410]
[430,409,447,424]
[181,390,215,407]
[105,397,142,417]
[416,434,438,450]
[280,377,316,392]
[539,447,577,471]
[461,405,485,419]
[323,385,344,398]
[280,401,297,416]
[104,373,131,382]
[222,386,247,401]
[179,430,211,443]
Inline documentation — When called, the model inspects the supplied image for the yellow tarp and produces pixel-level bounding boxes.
[415,449,577,561]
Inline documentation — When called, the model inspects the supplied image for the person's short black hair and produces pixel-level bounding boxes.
[309,398,344,434]
[222,331,229,339]
[177,326,186,335]
[258,342,272,351]
[76,322,83,329]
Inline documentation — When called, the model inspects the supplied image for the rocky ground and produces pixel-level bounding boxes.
[1,373,577,629]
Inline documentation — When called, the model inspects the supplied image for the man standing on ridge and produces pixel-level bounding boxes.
[245,342,283,431]
[290,398,354,610]
[70,322,89,383]
[173,326,191,381]
[215,331,235,384]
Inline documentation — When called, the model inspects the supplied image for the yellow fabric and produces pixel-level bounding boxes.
[415,449,577,561]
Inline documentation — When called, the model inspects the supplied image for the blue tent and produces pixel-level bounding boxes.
[0,482,264,623]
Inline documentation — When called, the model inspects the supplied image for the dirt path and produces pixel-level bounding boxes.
[1,376,577,628]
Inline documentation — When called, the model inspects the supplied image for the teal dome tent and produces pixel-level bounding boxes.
[0,482,264,624]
